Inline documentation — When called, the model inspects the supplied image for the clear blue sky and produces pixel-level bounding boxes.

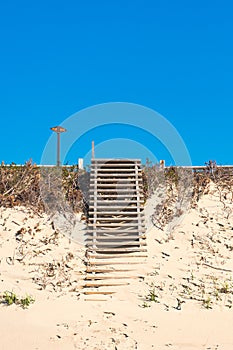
[0,0,233,165]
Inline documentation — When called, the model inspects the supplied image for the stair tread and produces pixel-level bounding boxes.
[85,235,146,240]
[86,242,147,248]
[85,275,141,280]
[83,282,129,287]
[83,291,116,295]
[90,178,142,182]
[87,248,147,253]
[86,261,147,265]
[89,213,144,215]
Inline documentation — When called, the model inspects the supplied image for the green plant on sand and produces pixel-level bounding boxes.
[1,291,35,309]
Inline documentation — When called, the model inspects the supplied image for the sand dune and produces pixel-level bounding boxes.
[1,180,233,349]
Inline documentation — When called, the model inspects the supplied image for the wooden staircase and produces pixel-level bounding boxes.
[83,159,147,300]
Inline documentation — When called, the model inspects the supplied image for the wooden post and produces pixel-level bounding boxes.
[92,141,95,159]
[50,126,67,167]
[160,160,165,169]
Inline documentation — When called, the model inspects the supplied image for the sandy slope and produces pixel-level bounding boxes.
[1,181,233,350]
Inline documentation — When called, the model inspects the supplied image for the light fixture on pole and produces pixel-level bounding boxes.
[50,126,67,166]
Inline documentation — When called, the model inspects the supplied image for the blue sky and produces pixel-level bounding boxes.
[0,0,233,166]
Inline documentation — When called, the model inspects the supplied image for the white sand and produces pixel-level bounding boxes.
[1,181,233,349]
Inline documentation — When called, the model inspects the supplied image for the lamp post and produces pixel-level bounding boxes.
[50,126,67,166]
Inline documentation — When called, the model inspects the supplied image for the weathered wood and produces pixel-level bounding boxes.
[86,251,147,258]
[88,211,143,215]
[86,268,134,273]
[86,260,146,265]
[88,218,144,222]
[85,275,141,280]
[86,241,147,247]
[84,158,147,297]
[84,291,115,295]
[90,178,142,183]
[83,282,129,287]
[87,247,147,253]
[85,235,146,240]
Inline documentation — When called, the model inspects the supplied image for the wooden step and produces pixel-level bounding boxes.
[85,231,146,236]
[85,235,146,241]
[88,222,142,227]
[90,178,142,183]
[88,218,144,223]
[89,203,144,208]
[88,210,144,215]
[91,167,140,171]
[86,268,134,273]
[89,205,139,208]
[85,274,141,280]
[90,182,141,186]
[89,196,144,200]
[91,163,140,168]
[86,241,147,247]
[92,168,142,176]
[86,226,146,231]
[92,161,141,165]
[86,252,147,258]
[86,260,146,265]
[87,247,147,252]
[83,282,129,288]
[90,173,139,177]
[90,189,143,194]
[88,216,145,220]
[84,291,115,295]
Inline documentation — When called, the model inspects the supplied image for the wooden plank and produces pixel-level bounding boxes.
[135,163,143,235]
[86,260,147,265]
[89,194,144,197]
[91,171,141,174]
[83,290,116,295]
[89,196,144,200]
[85,275,141,280]
[86,268,133,273]
[90,182,141,186]
[83,282,129,287]
[88,223,141,227]
[90,189,143,193]
[88,215,145,219]
[89,205,138,208]
[86,242,147,248]
[91,158,141,162]
[86,244,146,249]
[87,247,147,253]
[88,211,142,215]
[90,173,139,177]
[90,178,142,183]
[85,235,146,241]
[88,218,144,222]
[90,201,144,206]
[86,252,147,258]
[91,164,140,168]
[86,227,146,232]
[86,232,145,237]
[93,187,143,191]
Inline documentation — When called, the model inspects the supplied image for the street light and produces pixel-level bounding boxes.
[50,126,67,166]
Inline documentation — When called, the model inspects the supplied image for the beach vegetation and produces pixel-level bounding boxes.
[1,291,35,309]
